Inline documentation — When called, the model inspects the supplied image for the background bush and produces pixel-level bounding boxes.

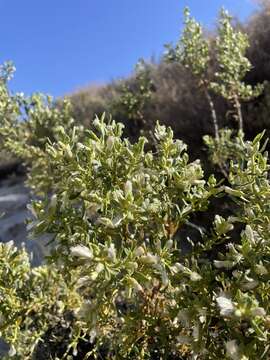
[66,2,270,160]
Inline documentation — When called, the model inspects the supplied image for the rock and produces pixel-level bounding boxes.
[0,174,48,356]
[0,175,45,266]
[0,338,10,358]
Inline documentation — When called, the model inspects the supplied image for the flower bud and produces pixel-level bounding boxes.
[216,295,234,317]
[251,307,266,317]
[255,264,268,275]
[70,245,93,259]
[172,262,186,273]
[124,180,133,196]
[77,142,85,150]
[140,253,159,264]
[107,243,116,262]
[135,246,145,257]
[214,260,235,269]
[8,345,16,357]
[225,340,239,360]
[190,272,202,281]
[65,144,73,159]
[126,262,138,272]
[161,270,169,287]
[129,277,143,292]
[165,239,174,250]
[106,136,115,150]
[50,194,57,209]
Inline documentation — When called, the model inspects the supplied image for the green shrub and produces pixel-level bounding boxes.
[109,59,155,138]
[24,118,270,359]
[0,62,83,194]
[0,7,270,360]
[67,4,270,156]
[68,83,116,129]
[0,241,81,359]
[2,117,270,358]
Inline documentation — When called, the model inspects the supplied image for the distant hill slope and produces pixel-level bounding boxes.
[68,3,270,161]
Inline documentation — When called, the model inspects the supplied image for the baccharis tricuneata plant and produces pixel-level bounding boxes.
[0,7,269,360]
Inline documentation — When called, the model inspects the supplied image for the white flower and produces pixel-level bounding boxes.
[50,194,57,209]
[89,328,97,343]
[225,340,239,360]
[76,142,86,150]
[232,270,241,278]
[190,271,202,281]
[199,309,206,323]
[216,295,235,316]
[8,345,16,357]
[171,262,186,273]
[107,243,116,261]
[251,307,266,317]
[70,245,93,259]
[5,240,14,250]
[76,276,90,288]
[96,263,104,273]
[140,253,159,264]
[135,246,145,257]
[255,264,268,275]
[214,260,235,269]
[161,270,169,287]
[165,239,174,249]
[129,277,143,292]
[124,180,133,196]
[243,225,255,245]
[90,263,105,281]
[111,215,123,227]
[106,135,115,150]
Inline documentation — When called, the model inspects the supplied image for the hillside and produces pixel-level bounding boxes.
[68,2,270,162]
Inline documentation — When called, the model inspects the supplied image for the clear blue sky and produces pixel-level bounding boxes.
[0,0,258,97]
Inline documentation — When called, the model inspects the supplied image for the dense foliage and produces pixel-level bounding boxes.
[0,241,81,359]
[0,6,270,360]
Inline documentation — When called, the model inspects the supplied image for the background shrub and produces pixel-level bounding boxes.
[66,2,270,160]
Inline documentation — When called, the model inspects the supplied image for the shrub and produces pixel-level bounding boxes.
[0,6,270,360]
[68,83,117,129]
[67,5,270,156]
[24,118,270,359]
[2,117,270,358]
[0,62,83,194]
[0,241,81,359]
[109,59,155,139]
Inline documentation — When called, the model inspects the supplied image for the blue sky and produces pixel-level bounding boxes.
[0,0,258,97]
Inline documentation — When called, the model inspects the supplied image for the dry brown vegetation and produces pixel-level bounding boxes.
[67,2,270,162]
